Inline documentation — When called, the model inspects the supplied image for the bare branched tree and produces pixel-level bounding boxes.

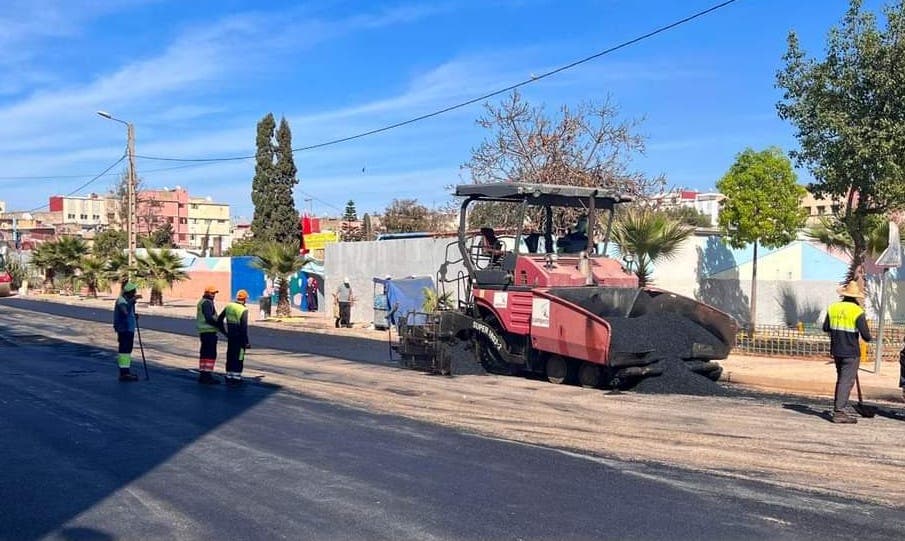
[462,91,663,231]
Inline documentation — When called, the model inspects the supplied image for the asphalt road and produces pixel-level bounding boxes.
[0,297,387,364]
[2,325,905,541]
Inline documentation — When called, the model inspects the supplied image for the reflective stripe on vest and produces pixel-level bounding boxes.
[224,302,248,326]
[197,298,218,333]
[827,301,863,333]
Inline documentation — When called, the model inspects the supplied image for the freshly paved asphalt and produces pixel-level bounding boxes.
[2,298,905,540]
[0,297,388,364]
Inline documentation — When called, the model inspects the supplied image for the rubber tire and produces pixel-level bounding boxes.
[578,362,602,388]
[546,355,575,384]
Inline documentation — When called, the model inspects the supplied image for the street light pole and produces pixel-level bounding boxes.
[97,111,137,265]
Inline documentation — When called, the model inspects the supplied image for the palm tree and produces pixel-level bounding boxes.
[79,255,108,298]
[105,253,135,290]
[31,237,88,293]
[55,237,89,294]
[136,249,188,306]
[31,241,60,290]
[253,242,307,317]
[806,215,900,283]
[611,208,693,288]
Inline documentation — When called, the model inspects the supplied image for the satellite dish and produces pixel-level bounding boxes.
[875,221,902,268]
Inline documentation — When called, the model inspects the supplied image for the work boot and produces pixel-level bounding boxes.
[118,371,139,382]
[197,371,221,385]
[832,411,857,424]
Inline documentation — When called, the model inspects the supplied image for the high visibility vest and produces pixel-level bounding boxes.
[224,301,248,328]
[826,301,864,333]
[197,298,218,333]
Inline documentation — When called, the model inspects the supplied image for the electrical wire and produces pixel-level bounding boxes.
[0,160,225,182]
[132,0,738,164]
[25,154,126,212]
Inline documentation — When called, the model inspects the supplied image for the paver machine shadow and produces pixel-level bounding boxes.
[395,182,739,389]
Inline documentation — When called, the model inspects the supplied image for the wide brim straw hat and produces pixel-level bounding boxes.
[837,281,865,299]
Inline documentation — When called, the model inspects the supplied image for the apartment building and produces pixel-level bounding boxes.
[187,197,231,255]
[47,194,117,235]
[800,191,840,226]
[136,187,190,247]
[651,190,725,227]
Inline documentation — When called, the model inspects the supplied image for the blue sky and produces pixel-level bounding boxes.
[0,0,887,220]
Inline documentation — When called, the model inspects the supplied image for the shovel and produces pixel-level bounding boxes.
[852,372,876,418]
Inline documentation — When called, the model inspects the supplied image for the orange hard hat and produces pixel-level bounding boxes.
[236,289,249,302]
[204,285,219,295]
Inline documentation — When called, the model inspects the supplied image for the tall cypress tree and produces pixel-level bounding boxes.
[273,116,300,244]
[251,113,277,241]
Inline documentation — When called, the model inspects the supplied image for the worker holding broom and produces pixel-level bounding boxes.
[822,281,872,424]
[218,289,251,386]
[112,282,141,382]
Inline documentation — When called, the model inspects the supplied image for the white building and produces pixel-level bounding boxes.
[651,190,725,227]
[187,197,232,255]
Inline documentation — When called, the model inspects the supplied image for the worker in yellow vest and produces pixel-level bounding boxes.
[822,281,872,424]
[218,289,251,386]
[196,285,225,385]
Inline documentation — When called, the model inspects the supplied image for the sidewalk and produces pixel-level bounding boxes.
[721,354,903,403]
[10,292,905,403]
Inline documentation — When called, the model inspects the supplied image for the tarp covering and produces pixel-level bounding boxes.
[373,276,434,326]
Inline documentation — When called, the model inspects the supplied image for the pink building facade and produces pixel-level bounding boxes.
[136,188,190,247]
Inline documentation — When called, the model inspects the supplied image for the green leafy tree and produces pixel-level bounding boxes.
[225,237,260,257]
[253,241,307,317]
[340,200,362,241]
[92,229,127,259]
[662,206,713,228]
[148,222,175,248]
[272,117,301,244]
[250,113,277,241]
[136,249,188,306]
[611,208,693,287]
[717,148,807,334]
[777,1,905,282]
[382,199,430,233]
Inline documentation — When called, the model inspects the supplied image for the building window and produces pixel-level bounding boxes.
[92,215,100,220]
[817,206,826,215]
[190,235,196,241]
[179,234,186,241]
[180,218,187,224]
[67,213,76,219]
[191,204,199,210]
[80,214,88,220]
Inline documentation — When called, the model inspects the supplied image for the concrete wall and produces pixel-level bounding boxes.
[325,238,466,324]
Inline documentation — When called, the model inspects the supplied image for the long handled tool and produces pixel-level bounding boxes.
[853,372,876,418]
[136,317,150,381]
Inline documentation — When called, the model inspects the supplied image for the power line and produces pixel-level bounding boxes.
[25,154,126,212]
[0,160,226,182]
[298,189,343,212]
[133,0,738,164]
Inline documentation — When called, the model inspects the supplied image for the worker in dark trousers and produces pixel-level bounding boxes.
[218,289,250,386]
[822,281,872,424]
[113,282,140,382]
[196,285,224,385]
[334,277,353,328]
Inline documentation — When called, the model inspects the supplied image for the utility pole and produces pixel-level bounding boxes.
[98,110,137,265]
[126,122,136,265]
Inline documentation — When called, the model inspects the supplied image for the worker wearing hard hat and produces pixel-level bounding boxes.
[218,290,251,386]
[112,282,140,382]
[196,285,225,385]
[822,281,872,424]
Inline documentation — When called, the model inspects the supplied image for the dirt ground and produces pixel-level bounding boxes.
[5,305,905,508]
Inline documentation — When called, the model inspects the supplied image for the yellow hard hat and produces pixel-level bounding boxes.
[236,290,249,302]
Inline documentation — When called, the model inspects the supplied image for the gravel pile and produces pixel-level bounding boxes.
[631,357,737,397]
[607,313,724,359]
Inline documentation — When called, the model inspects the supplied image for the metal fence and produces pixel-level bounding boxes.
[734,322,905,361]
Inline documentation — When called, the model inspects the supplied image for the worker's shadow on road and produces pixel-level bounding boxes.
[782,403,834,422]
